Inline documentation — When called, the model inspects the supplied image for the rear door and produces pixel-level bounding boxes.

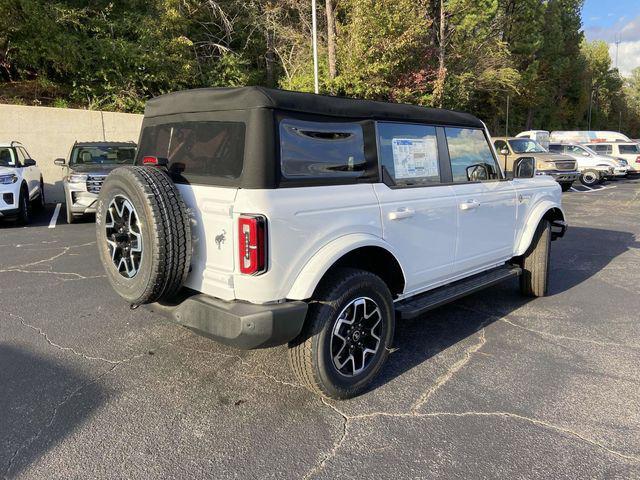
[373,122,458,294]
[136,119,246,301]
[16,147,38,197]
[444,127,517,276]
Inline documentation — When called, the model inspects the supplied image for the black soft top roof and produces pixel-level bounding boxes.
[144,87,484,128]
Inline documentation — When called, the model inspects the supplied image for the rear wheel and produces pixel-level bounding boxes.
[519,220,551,297]
[96,166,191,306]
[288,268,395,399]
[579,170,599,187]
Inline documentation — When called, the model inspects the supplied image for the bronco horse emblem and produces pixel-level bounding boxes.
[215,230,226,249]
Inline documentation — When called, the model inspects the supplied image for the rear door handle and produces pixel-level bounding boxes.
[388,208,415,220]
[459,200,480,211]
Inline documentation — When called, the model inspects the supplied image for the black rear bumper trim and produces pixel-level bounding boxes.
[146,294,308,350]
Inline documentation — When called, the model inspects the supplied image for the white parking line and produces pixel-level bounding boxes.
[48,203,61,229]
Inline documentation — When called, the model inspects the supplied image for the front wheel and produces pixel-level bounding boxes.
[16,187,29,225]
[519,220,551,297]
[580,170,599,187]
[288,268,395,399]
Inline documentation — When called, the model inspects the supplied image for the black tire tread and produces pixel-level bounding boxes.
[520,219,550,297]
[288,268,392,398]
[98,166,191,305]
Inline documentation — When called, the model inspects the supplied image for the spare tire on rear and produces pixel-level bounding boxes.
[96,166,191,306]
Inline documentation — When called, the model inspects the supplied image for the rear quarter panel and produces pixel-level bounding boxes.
[233,184,382,304]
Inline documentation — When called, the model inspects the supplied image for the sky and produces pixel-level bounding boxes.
[582,0,640,77]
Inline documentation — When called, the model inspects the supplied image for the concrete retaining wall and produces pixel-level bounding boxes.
[0,104,143,202]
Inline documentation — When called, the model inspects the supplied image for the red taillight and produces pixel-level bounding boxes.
[142,156,168,166]
[635,156,640,164]
[238,215,267,275]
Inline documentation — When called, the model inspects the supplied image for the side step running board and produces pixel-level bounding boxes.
[395,265,522,320]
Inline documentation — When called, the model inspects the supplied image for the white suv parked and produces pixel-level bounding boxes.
[0,142,45,224]
[549,142,628,186]
[96,88,567,399]
[585,142,640,174]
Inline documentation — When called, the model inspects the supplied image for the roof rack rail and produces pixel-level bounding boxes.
[10,141,23,147]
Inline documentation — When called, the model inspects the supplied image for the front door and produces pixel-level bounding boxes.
[445,127,517,275]
[374,123,458,295]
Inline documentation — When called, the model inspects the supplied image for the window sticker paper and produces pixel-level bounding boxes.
[392,137,439,179]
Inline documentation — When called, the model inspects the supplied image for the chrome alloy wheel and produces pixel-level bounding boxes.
[583,171,598,184]
[105,195,143,278]
[330,297,383,377]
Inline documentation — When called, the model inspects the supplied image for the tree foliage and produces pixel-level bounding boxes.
[1,0,638,136]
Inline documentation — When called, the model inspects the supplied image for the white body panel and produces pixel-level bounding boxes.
[373,183,457,293]
[177,184,238,301]
[450,181,517,275]
[0,162,42,214]
[179,176,559,305]
[231,184,380,304]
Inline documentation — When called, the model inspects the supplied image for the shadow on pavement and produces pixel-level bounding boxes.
[370,226,638,393]
[0,345,107,478]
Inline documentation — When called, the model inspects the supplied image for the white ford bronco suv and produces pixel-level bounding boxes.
[96,87,567,399]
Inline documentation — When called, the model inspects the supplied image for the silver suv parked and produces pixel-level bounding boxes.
[55,142,137,223]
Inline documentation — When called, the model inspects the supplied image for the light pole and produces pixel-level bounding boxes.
[588,88,595,130]
[311,0,319,94]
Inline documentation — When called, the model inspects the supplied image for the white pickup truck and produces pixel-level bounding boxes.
[96,87,567,399]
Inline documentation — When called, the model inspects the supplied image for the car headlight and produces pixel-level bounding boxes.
[536,161,550,170]
[68,174,88,183]
[0,174,18,185]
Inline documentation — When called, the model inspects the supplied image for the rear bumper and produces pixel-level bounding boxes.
[146,294,308,349]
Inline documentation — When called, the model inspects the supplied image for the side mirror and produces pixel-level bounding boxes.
[466,164,489,182]
[54,158,66,166]
[500,148,509,156]
[513,157,535,178]
[23,159,36,167]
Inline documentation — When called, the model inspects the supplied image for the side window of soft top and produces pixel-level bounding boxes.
[279,118,366,179]
[376,122,441,187]
[445,127,501,182]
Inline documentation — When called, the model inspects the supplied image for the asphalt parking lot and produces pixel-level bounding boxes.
[2,179,640,480]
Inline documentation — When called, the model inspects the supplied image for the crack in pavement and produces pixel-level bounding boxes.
[173,344,304,390]
[459,304,640,350]
[302,397,349,480]
[411,325,487,413]
[2,329,191,479]
[500,316,640,350]
[2,365,120,480]
[11,313,147,365]
[300,406,640,479]
[0,242,99,279]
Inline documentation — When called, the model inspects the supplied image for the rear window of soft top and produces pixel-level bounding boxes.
[137,121,245,185]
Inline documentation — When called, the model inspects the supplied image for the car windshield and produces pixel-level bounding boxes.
[0,148,16,167]
[509,139,547,153]
[70,146,136,165]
